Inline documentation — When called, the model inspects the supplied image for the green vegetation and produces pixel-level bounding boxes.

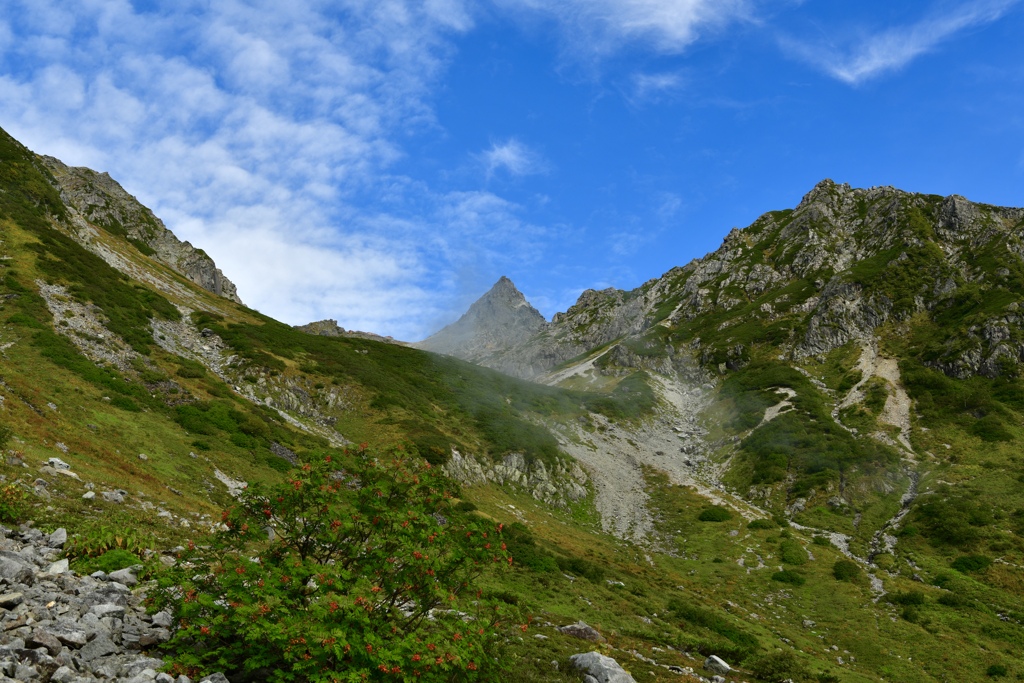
[832,559,862,582]
[73,549,143,575]
[747,518,778,530]
[191,312,654,467]
[64,523,156,563]
[951,554,993,573]
[779,539,808,565]
[0,482,26,523]
[912,487,992,547]
[667,600,760,657]
[153,448,519,682]
[697,506,732,522]
[748,650,809,683]
[722,359,897,496]
[770,569,806,586]
[4,125,1024,682]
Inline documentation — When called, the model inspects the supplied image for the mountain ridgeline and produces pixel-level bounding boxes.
[422,180,1024,384]
[4,120,1024,683]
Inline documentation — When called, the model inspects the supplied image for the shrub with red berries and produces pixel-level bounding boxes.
[152,445,518,682]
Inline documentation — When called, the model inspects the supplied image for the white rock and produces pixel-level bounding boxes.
[47,558,69,574]
[704,655,731,675]
[570,651,637,683]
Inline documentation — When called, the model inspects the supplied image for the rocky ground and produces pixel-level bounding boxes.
[0,522,232,683]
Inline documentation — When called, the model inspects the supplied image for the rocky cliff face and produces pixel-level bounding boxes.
[428,180,1024,381]
[39,156,242,304]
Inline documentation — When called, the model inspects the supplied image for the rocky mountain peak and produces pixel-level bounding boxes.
[797,178,850,208]
[413,277,547,361]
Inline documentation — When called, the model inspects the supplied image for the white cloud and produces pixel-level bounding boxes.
[783,0,1019,85]
[497,0,752,55]
[630,70,688,102]
[477,138,547,178]
[0,0,505,340]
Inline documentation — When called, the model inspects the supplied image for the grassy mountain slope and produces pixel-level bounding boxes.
[2,125,1023,681]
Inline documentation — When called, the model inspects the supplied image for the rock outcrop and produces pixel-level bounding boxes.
[443,450,588,508]
[38,156,242,304]
[294,319,403,345]
[570,651,637,683]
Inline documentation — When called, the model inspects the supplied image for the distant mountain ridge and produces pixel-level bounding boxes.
[421,180,1024,383]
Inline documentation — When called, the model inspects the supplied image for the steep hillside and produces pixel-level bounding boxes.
[39,155,242,304]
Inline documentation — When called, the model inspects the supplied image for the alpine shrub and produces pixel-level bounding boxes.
[152,446,520,682]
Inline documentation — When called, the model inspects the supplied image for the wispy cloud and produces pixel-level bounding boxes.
[477,138,547,178]
[496,0,752,55]
[630,70,688,103]
[0,0,568,340]
[783,0,1019,84]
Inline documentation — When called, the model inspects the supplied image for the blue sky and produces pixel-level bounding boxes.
[1,0,1022,340]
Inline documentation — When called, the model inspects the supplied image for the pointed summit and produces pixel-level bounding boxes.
[414,277,547,361]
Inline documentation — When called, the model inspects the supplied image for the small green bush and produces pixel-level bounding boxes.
[771,570,806,586]
[779,539,808,565]
[502,523,558,573]
[175,362,207,379]
[110,396,141,412]
[986,664,1008,677]
[889,590,925,606]
[556,556,605,582]
[812,535,831,546]
[951,554,992,573]
[749,650,808,683]
[972,415,1013,442]
[901,605,924,623]
[938,592,970,608]
[698,506,732,522]
[833,559,862,582]
[748,518,777,530]
[0,483,27,524]
[668,600,759,656]
[64,524,155,561]
[73,549,140,575]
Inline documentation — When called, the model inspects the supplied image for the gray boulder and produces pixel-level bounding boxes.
[557,621,606,642]
[704,655,731,675]
[80,633,118,661]
[570,652,637,683]
[0,551,35,585]
[200,674,231,683]
[108,567,139,586]
[47,528,68,548]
